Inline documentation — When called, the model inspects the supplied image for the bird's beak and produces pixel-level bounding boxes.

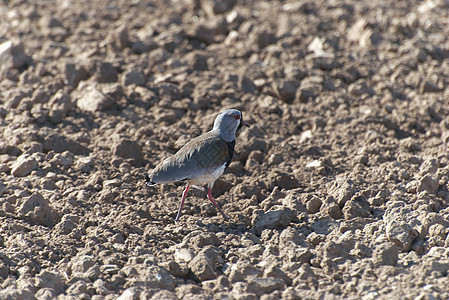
[241,119,250,128]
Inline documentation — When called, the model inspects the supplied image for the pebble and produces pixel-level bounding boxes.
[329,178,355,207]
[272,80,299,104]
[386,220,419,251]
[113,139,144,166]
[11,154,38,177]
[246,277,285,296]
[372,242,399,266]
[64,63,88,88]
[184,51,208,71]
[122,70,146,86]
[94,61,118,83]
[189,246,224,282]
[188,22,216,44]
[252,207,294,235]
[17,192,59,227]
[35,269,65,294]
[0,40,31,69]
[417,174,438,194]
[48,90,72,124]
[76,84,115,112]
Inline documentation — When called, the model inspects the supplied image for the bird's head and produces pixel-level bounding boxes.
[213,109,250,141]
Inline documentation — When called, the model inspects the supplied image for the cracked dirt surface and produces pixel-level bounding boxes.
[1,0,449,299]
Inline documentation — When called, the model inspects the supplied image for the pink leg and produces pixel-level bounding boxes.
[207,186,230,220]
[175,184,190,223]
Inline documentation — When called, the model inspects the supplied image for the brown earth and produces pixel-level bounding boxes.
[1,0,449,299]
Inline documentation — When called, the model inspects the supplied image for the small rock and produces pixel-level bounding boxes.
[0,287,34,300]
[184,51,208,71]
[306,196,322,214]
[17,192,59,227]
[372,242,399,266]
[100,83,125,101]
[76,84,115,112]
[131,40,153,54]
[246,277,285,296]
[188,22,216,44]
[273,80,299,104]
[113,139,144,166]
[427,260,449,276]
[252,206,294,235]
[64,63,89,88]
[417,174,438,194]
[66,280,88,295]
[247,28,276,51]
[189,246,223,282]
[187,232,221,248]
[320,201,342,219]
[11,154,38,177]
[0,182,5,197]
[342,199,371,219]
[117,287,142,300]
[35,269,65,294]
[94,61,118,83]
[100,264,120,275]
[386,220,419,251]
[71,256,96,274]
[85,266,101,281]
[0,40,31,70]
[228,262,262,283]
[307,232,326,246]
[263,265,291,285]
[122,70,146,86]
[268,171,299,190]
[115,26,130,50]
[174,248,195,264]
[132,265,176,290]
[93,279,110,296]
[239,76,257,94]
[98,188,119,203]
[267,153,283,165]
[201,275,230,293]
[35,288,57,300]
[48,90,72,124]
[329,178,355,207]
[164,261,189,278]
[53,214,79,235]
[295,88,316,103]
[427,106,443,122]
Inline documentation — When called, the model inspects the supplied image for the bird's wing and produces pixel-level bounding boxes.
[148,131,233,185]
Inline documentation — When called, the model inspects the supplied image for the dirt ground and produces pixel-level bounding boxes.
[1,0,449,299]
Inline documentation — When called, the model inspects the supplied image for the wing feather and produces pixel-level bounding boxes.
[148,130,231,184]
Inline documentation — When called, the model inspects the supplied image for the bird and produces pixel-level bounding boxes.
[145,109,250,222]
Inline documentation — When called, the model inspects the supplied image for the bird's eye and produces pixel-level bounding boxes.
[234,115,240,120]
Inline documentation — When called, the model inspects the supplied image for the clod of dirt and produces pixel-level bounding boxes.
[0,40,31,70]
[372,242,399,266]
[2,0,449,298]
[189,246,224,282]
[75,83,116,112]
[252,206,295,235]
[10,154,38,177]
[17,192,60,227]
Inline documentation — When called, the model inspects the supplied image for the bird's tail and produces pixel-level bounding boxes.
[145,174,157,186]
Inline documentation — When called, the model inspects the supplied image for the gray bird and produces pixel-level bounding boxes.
[146,109,250,222]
